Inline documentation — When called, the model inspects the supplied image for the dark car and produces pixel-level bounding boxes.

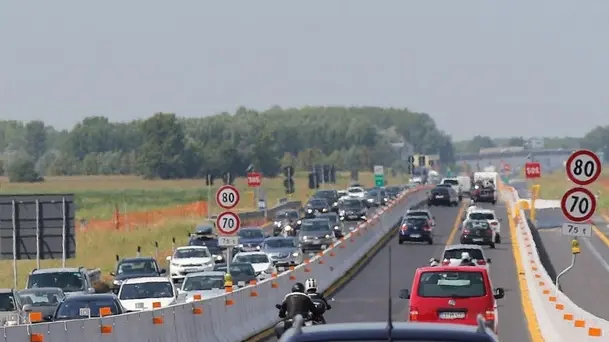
[18,287,66,322]
[428,186,458,206]
[398,216,434,245]
[472,183,496,205]
[188,235,233,264]
[338,198,367,221]
[237,227,268,251]
[304,198,331,218]
[315,212,345,238]
[273,210,302,236]
[52,293,127,321]
[460,220,496,248]
[109,257,166,293]
[193,224,215,236]
[313,189,340,212]
[212,263,256,287]
[385,186,402,199]
[298,218,335,253]
[364,188,388,207]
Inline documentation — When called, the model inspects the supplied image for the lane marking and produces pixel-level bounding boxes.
[444,203,466,246]
[508,205,545,342]
[593,213,609,248]
[582,232,609,274]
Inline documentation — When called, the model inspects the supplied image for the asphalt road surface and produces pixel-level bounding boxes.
[266,202,532,342]
[535,208,609,320]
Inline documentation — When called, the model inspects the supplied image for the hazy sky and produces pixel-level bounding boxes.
[2,0,608,140]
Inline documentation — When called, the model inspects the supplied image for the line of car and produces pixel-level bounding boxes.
[0,183,409,326]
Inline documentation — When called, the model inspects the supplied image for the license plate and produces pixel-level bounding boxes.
[410,234,421,238]
[349,215,357,219]
[135,302,144,309]
[185,268,199,273]
[435,195,444,198]
[313,241,321,245]
[321,245,327,249]
[439,312,465,320]
[79,308,91,316]
[473,238,483,242]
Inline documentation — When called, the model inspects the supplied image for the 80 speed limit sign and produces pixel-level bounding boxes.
[215,185,240,210]
[215,211,241,235]
[566,149,602,186]
[560,187,596,223]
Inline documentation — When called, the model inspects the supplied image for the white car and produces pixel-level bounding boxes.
[439,244,491,270]
[176,271,227,303]
[441,177,462,200]
[347,186,365,198]
[118,277,177,311]
[166,246,215,282]
[466,208,502,243]
[337,190,350,201]
[232,251,275,280]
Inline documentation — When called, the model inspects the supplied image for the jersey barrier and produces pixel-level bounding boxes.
[499,184,609,340]
[1,186,431,342]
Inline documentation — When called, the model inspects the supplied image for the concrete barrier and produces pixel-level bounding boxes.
[1,187,431,342]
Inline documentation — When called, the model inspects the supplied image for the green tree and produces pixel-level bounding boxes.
[24,120,47,161]
[7,154,43,183]
[138,113,187,179]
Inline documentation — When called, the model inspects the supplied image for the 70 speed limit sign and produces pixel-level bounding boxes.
[561,187,596,223]
[215,211,241,235]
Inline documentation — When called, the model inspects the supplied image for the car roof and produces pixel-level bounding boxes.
[31,268,81,274]
[63,293,117,301]
[469,208,494,213]
[302,218,329,223]
[122,277,173,284]
[234,251,266,256]
[184,271,225,278]
[120,257,156,262]
[18,287,64,293]
[445,244,485,252]
[417,265,488,273]
[264,236,294,241]
[176,245,209,250]
[316,212,338,217]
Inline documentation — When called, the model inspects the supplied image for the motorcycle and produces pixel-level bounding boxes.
[273,302,327,338]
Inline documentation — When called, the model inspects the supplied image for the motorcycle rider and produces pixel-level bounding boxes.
[304,278,331,324]
[429,258,440,267]
[278,282,319,320]
[459,252,476,266]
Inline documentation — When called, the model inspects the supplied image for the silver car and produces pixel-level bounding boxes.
[176,271,227,303]
[0,289,26,326]
[260,237,304,271]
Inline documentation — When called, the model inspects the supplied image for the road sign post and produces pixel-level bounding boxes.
[374,165,384,187]
[214,185,242,270]
[216,185,240,210]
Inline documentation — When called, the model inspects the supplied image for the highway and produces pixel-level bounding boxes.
[265,202,533,342]
[534,207,609,320]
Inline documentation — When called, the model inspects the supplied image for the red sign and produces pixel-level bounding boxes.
[215,211,241,235]
[560,187,596,222]
[524,162,541,178]
[247,172,262,187]
[565,149,602,186]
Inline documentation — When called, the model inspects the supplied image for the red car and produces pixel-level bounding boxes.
[398,265,505,333]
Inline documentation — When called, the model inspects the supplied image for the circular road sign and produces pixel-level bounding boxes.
[565,149,602,186]
[215,211,241,235]
[561,187,597,223]
[215,185,240,210]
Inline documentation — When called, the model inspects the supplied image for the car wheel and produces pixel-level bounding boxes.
[492,201,496,205]
[398,240,404,245]
[427,238,433,245]
[458,196,463,202]
[489,242,496,249]
[495,234,501,244]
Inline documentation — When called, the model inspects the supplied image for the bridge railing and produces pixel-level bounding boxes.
[499,183,609,340]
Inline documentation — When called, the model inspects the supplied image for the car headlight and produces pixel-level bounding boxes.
[302,236,308,241]
[296,220,302,225]
[113,280,122,286]
[367,198,373,202]
[334,225,340,230]
[284,225,292,231]
[237,244,243,248]
[322,208,328,212]
[215,255,223,261]
[339,210,345,215]
[307,209,313,212]
[333,202,338,207]
[256,245,261,250]
[292,252,300,257]
[325,234,331,239]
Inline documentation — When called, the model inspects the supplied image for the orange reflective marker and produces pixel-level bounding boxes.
[29,311,43,323]
[100,325,113,334]
[193,294,202,301]
[99,307,112,317]
[152,302,161,309]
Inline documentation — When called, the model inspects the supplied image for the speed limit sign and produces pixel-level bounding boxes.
[215,185,240,209]
[216,211,241,235]
[565,149,602,186]
[561,187,596,222]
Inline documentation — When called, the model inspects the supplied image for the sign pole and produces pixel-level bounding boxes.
[35,199,41,270]
[207,174,212,220]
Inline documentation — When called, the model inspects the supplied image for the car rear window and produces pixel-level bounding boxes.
[417,271,486,298]
[468,213,495,220]
[432,188,449,194]
[442,179,459,185]
[443,248,484,260]
[406,211,430,219]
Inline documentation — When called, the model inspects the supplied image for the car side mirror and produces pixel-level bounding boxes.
[166,256,172,261]
[22,304,33,313]
[486,258,492,264]
[109,271,116,277]
[399,289,410,299]
[160,268,167,274]
[494,287,505,299]
[275,304,282,310]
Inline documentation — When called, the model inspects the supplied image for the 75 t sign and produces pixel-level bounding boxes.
[561,223,592,238]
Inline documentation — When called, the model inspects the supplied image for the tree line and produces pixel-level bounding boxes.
[1,106,456,182]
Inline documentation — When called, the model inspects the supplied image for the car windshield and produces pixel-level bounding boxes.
[348,188,363,193]
[264,239,296,248]
[386,187,400,194]
[432,188,449,194]
[466,221,490,230]
[367,190,379,196]
[443,179,459,185]
[469,213,495,220]
[239,229,264,238]
[342,200,362,209]
[117,260,158,275]
[315,191,335,199]
[234,254,269,264]
[119,281,174,300]
[319,215,338,224]
[301,221,330,232]
[214,264,255,276]
[28,272,85,292]
[55,299,119,319]
[174,248,210,259]
[417,271,486,298]
[0,293,16,312]
[18,289,64,307]
[182,275,225,291]
[443,249,484,260]
[275,211,299,220]
[308,199,327,206]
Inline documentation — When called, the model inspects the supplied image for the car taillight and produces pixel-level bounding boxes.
[490,222,498,226]
[442,260,450,266]
[409,307,419,321]
[463,229,470,234]
[401,224,408,231]
[485,310,495,321]
[423,225,431,231]
[477,259,486,265]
